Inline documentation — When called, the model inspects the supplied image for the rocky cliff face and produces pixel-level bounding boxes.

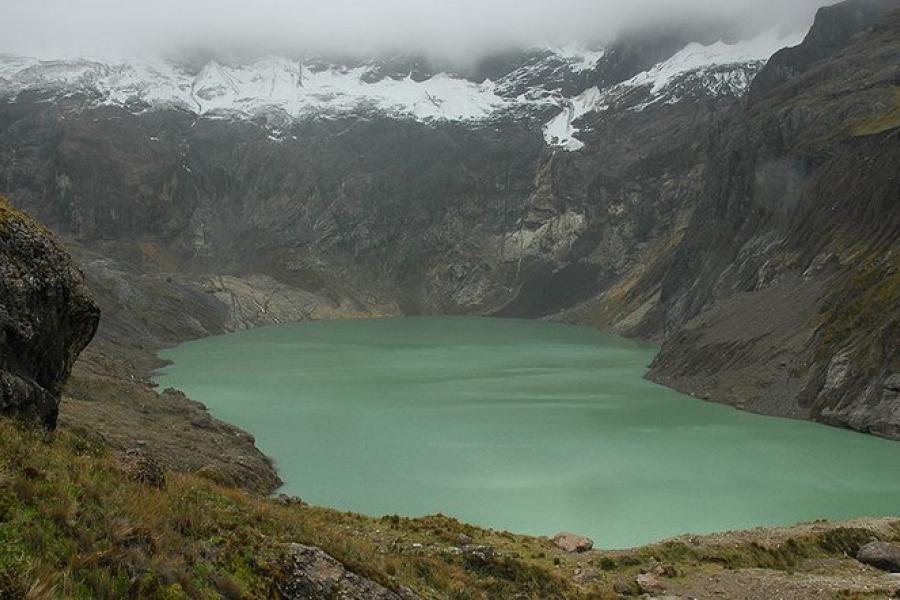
[579,0,900,437]
[644,2,900,437]
[0,195,98,427]
[0,28,750,337]
[0,0,897,440]
[749,0,899,101]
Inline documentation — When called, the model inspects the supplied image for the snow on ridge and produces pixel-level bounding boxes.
[542,28,806,152]
[542,87,602,151]
[492,43,607,100]
[0,31,803,154]
[626,28,806,95]
[0,55,41,80]
[0,54,512,122]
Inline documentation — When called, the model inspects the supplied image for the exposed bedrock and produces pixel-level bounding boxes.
[644,4,900,438]
[0,196,99,427]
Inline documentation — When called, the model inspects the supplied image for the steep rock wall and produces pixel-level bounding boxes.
[0,195,99,427]
[641,3,900,437]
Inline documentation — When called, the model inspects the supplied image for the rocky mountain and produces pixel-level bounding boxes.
[0,0,897,448]
[637,0,900,438]
[0,23,800,325]
[0,25,794,149]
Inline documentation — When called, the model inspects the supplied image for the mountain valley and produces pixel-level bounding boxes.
[0,0,899,597]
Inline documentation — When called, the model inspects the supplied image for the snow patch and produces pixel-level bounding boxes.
[623,28,806,95]
[542,87,603,151]
[543,28,805,151]
[1,30,806,155]
[0,55,511,122]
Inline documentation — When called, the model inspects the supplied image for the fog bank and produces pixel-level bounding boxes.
[4,0,835,61]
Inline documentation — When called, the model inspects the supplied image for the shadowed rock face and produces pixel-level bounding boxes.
[749,0,900,102]
[643,4,900,438]
[0,196,99,427]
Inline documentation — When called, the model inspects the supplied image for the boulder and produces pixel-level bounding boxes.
[552,532,594,553]
[647,559,679,577]
[0,196,99,427]
[612,579,638,595]
[857,541,900,572]
[274,493,304,506]
[636,573,665,594]
[278,543,418,600]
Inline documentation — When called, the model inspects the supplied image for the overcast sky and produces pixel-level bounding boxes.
[5,0,834,61]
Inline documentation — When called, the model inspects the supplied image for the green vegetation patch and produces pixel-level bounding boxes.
[852,87,900,137]
[0,418,602,599]
[0,417,897,599]
[815,251,900,361]
[0,194,51,238]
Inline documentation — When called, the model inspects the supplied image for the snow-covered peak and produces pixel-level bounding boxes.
[490,43,607,101]
[543,28,806,151]
[0,54,514,122]
[0,29,806,153]
[623,29,806,96]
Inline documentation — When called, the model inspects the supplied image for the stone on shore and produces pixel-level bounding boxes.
[552,532,594,553]
[857,541,900,572]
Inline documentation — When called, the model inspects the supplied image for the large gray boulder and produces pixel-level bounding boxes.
[857,541,900,572]
[0,196,99,427]
[552,532,594,553]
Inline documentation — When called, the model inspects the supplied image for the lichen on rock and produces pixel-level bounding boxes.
[0,195,99,427]
[278,543,418,600]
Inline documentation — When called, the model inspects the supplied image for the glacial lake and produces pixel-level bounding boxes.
[155,317,900,548]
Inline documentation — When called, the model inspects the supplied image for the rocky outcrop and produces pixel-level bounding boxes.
[0,193,281,492]
[641,2,900,438]
[857,541,900,572]
[635,573,665,595]
[0,195,98,427]
[749,0,900,101]
[552,532,594,553]
[278,544,417,600]
[60,339,283,495]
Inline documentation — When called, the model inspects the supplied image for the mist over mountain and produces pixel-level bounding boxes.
[6,0,834,64]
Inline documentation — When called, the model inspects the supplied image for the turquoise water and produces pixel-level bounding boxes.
[155,317,900,548]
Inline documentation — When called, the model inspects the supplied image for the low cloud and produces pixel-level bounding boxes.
[5,0,835,61]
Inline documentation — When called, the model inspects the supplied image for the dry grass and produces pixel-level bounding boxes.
[852,87,900,137]
[2,417,897,599]
[0,418,605,599]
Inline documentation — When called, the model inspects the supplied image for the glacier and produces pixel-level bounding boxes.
[541,28,807,151]
[0,29,805,153]
[0,55,514,121]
